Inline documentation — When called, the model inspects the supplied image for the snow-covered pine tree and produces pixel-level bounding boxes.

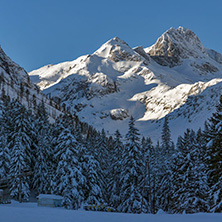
[53,128,86,209]
[35,99,49,129]
[32,100,53,194]
[161,116,174,156]
[0,132,9,180]
[191,131,209,213]
[33,101,53,194]
[33,129,53,194]
[93,129,109,201]
[73,122,97,204]
[118,116,145,213]
[51,115,69,171]
[170,129,209,213]
[86,127,97,154]
[9,136,31,201]
[157,117,175,213]
[109,130,123,209]
[83,129,106,205]
[7,100,34,201]
[94,129,109,172]
[204,96,222,212]
[0,102,10,180]
[85,154,105,205]
[140,137,155,213]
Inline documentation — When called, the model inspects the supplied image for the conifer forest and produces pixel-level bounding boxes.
[1,92,222,214]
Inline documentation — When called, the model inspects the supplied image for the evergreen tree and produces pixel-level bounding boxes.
[85,130,105,205]
[204,96,222,212]
[161,116,174,156]
[7,101,34,201]
[159,117,174,212]
[53,128,85,209]
[0,133,9,180]
[85,154,104,205]
[118,117,145,213]
[170,129,209,213]
[93,129,109,201]
[109,130,123,209]
[33,100,53,194]
[33,128,53,194]
[94,129,109,173]
[141,137,156,213]
[0,103,9,179]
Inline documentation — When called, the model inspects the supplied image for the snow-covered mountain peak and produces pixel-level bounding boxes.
[94,37,143,62]
[29,28,222,141]
[145,26,207,67]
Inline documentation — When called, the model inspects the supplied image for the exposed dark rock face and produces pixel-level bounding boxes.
[191,62,219,74]
[133,46,150,63]
[206,49,222,64]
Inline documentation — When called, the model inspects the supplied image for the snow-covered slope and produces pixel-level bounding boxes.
[29,27,222,141]
[0,45,61,120]
[1,201,222,222]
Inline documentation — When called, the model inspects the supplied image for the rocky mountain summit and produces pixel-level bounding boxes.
[145,27,205,66]
[29,27,222,141]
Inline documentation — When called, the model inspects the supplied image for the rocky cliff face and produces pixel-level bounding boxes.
[0,46,32,87]
[0,45,61,120]
[29,27,222,140]
[145,27,206,66]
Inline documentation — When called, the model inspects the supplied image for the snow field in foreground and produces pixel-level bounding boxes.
[0,201,222,222]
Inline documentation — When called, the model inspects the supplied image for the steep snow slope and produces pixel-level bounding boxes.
[29,27,222,141]
[0,45,61,120]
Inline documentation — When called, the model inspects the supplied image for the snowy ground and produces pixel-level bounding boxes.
[0,201,222,222]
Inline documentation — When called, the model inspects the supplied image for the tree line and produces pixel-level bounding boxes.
[0,95,222,213]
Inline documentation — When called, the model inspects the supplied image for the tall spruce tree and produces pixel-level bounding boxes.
[7,101,34,201]
[53,128,85,209]
[93,129,109,201]
[157,117,175,213]
[85,129,105,205]
[0,102,9,179]
[33,100,53,194]
[109,130,123,209]
[0,133,9,180]
[118,116,145,213]
[85,154,105,205]
[161,116,174,156]
[170,129,209,213]
[141,137,156,213]
[204,96,222,212]
[33,128,53,194]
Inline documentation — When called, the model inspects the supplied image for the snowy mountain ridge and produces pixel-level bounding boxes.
[0,45,61,120]
[29,27,222,141]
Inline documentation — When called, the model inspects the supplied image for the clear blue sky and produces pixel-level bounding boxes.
[1,0,222,71]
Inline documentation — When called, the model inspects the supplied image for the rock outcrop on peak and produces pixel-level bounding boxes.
[145,26,207,67]
[133,46,150,62]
